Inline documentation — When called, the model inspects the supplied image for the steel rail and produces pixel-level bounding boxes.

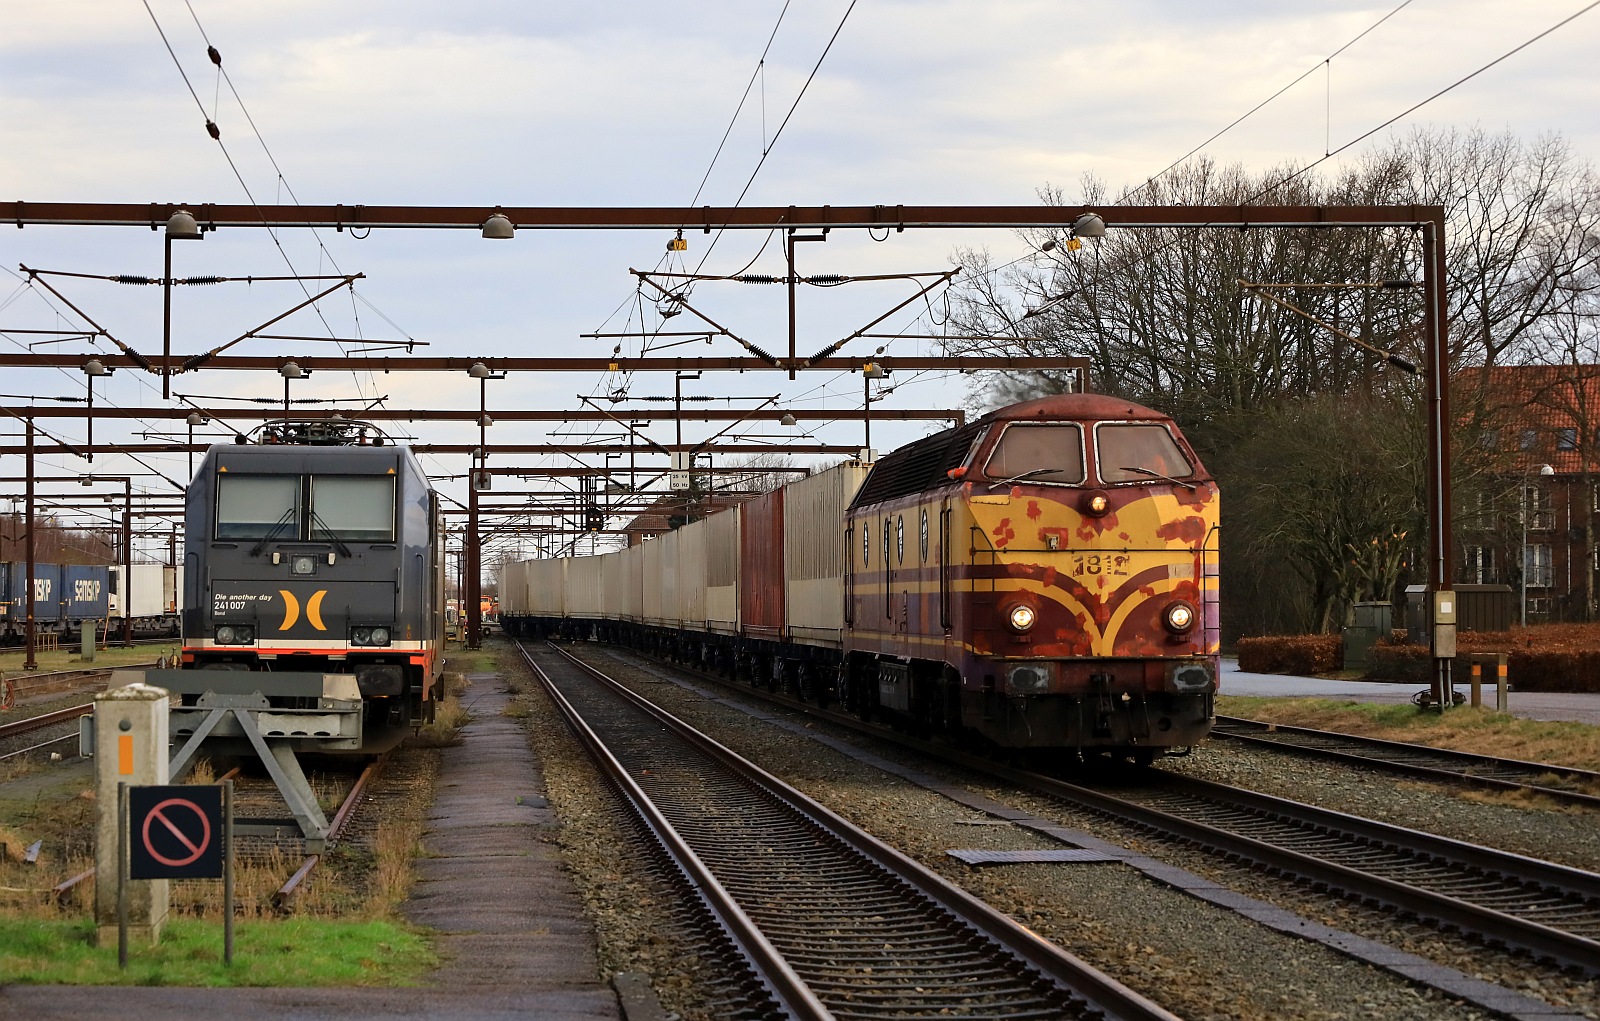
[533,640,1182,1021]
[520,641,829,1021]
[274,755,385,906]
[0,702,93,743]
[1213,715,1600,809]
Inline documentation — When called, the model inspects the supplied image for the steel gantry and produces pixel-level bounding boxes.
[2,199,1455,704]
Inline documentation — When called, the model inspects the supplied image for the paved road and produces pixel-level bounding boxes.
[1219,659,1600,726]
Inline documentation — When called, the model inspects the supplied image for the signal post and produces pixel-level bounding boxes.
[93,679,170,946]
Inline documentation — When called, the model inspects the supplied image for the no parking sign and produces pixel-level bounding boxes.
[128,785,224,880]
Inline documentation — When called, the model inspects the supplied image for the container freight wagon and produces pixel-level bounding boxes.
[500,459,871,694]
[0,562,114,642]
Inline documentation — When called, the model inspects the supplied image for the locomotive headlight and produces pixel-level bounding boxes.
[1008,604,1037,632]
[351,626,393,648]
[214,624,254,645]
[1163,601,1197,633]
[291,555,316,576]
[1083,491,1110,516]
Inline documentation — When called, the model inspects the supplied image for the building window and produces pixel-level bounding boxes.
[1558,428,1578,451]
[1463,545,1494,584]
[1529,595,1553,615]
[1479,429,1499,450]
[1525,544,1553,588]
[1520,429,1538,451]
[1524,483,1554,530]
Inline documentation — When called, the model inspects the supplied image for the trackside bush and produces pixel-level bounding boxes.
[1362,625,1600,692]
[1236,635,1342,675]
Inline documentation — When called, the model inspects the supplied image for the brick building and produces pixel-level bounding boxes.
[1459,365,1600,621]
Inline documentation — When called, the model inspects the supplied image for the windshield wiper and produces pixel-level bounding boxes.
[1118,465,1196,491]
[309,509,354,558]
[248,507,299,557]
[987,467,1063,489]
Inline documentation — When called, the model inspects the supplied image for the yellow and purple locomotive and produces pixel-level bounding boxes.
[841,393,1218,760]
[501,393,1218,762]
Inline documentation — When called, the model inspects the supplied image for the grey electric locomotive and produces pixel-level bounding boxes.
[179,419,445,736]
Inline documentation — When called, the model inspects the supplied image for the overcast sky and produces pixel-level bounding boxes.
[3,1,1597,555]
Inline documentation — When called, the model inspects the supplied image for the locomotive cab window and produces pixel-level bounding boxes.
[216,475,301,540]
[982,423,1085,485]
[311,475,396,542]
[1095,423,1194,484]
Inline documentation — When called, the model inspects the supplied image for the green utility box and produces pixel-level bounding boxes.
[1342,601,1393,670]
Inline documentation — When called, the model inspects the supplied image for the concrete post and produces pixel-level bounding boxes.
[94,679,170,946]
[82,622,96,663]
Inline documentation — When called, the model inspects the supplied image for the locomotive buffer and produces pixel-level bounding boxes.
[141,668,363,852]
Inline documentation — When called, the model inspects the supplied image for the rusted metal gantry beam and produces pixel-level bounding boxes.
[2,200,1446,231]
[0,353,1080,375]
[0,405,964,424]
[0,441,868,456]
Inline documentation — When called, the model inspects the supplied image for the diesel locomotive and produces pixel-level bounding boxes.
[502,393,1219,762]
[179,419,446,739]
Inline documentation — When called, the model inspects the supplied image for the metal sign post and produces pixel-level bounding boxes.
[224,778,234,966]
[124,781,233,966]
[117,782,128,970]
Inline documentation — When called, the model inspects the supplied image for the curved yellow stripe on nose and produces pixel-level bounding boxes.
[307,589,328,632]
[278,590,300,631]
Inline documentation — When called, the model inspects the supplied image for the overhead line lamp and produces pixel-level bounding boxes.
[165,209,203,240]
[1072,212,1106,238]
[481,213,515,240]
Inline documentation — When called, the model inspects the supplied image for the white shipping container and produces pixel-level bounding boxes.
[784,461,873,648]
[675,516,708,632]
[110,563,171,619]
[703,506,740,633]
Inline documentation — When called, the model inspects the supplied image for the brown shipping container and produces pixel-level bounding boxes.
[703,506,740,633]
[739,487,785,637]
[784,461,872,648]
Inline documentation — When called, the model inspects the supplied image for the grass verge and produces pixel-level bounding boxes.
[0,916,434,986]
[1216,695,1600,772]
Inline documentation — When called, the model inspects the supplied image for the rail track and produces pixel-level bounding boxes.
[521,639,1180,1021]
[0,702,93,762]
[1050,771,1600,974]
[1212,714,1600,808]
[581,643,1600,1016]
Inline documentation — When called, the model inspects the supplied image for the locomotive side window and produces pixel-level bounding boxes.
[311,475,396,542]
[1095,423,1194,484]
[216,475,302,540]
[982,423,1085,484]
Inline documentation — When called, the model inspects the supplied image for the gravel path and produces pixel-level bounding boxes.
[503,641,1599,1021]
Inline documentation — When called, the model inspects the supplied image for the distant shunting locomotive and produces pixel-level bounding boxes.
[502,394,1219,763]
